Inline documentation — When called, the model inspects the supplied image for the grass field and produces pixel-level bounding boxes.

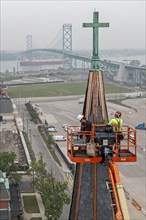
[23,195,40,213]
[8,82,134,98]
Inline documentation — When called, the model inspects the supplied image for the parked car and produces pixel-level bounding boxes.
[78,97,85,104]
[47,126,57,132]
[53,135,66,141]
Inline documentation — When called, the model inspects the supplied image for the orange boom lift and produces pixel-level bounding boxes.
[67,12,137,220]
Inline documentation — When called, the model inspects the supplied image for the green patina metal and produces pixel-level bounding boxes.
[83,12,109,70]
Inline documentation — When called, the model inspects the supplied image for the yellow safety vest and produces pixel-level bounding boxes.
[108,118,123,132]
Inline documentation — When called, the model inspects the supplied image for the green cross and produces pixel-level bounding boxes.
[83,12,109,69]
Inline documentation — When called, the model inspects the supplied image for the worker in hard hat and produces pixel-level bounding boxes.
[108,111,123,132]
[77,115,92,142]
[108,111,124,142]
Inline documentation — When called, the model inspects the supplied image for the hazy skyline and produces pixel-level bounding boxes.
[1,0,146,51]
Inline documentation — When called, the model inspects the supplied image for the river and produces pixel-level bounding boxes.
[0,54,145,73]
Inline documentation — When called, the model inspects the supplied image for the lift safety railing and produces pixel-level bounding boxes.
[67,124,137,163]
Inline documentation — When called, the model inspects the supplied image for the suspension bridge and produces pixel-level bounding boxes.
[19,23,146,86]
[20,24,92,70]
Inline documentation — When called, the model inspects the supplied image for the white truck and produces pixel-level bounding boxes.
[53,135,66,142]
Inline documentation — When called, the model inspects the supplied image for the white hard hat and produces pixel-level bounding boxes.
[77,114,84,121]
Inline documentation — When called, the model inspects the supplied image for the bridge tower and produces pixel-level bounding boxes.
[62,24,72,68]
[63,24,72,52]
[26,35,32,60]
[26,35,32,50]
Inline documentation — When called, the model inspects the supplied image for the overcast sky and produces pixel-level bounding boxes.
[1,0,146,51]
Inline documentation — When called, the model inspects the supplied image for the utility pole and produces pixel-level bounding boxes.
[22,113,25,131]
[29,129,32,145]
[26,119,29,134]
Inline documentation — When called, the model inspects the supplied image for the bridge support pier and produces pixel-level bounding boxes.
[114,63,128,83]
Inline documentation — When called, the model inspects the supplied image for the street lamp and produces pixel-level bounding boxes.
[29,129,32,145]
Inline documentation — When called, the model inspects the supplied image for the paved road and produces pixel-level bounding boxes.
[17,101,70,220]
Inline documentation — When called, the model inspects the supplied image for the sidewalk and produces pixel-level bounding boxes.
[21,192,47,220]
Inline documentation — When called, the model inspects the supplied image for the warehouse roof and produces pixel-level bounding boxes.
[0,84,7,88]
[0,96,13,114]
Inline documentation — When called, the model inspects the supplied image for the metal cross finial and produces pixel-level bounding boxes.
[83,12,109,69]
